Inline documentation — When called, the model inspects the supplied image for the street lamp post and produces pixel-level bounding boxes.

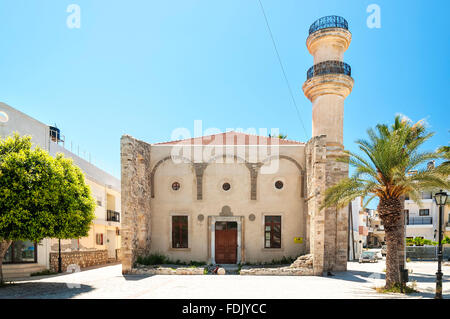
[434,190,448,299]
[58,239,62,273]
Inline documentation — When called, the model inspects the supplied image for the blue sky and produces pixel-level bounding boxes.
[0,0,448,184]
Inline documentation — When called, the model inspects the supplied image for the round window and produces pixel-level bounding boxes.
[172,182,181,191]
[275,180,284,190]
[222,182,231,191]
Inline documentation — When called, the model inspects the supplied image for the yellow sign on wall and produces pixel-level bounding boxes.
[294,237,303,244]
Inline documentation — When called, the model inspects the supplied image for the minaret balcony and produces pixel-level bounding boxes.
[306,60,351,80]
[309,15,348,35]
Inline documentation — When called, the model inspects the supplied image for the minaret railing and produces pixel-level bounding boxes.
[306,60,351,80]
[309,15,349,35]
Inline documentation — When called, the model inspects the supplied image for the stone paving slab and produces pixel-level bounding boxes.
[0,260,448,299]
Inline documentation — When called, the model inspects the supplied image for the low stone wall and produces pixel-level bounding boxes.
[128,255,315,276]
[130,264,206,275]
[240,254,314,276]
[240,266,314,276]
[49,250,108,272]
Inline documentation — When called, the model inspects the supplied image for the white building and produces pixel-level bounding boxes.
[405,191,440,241]
[0,103,121,275]
[348,197,366,260]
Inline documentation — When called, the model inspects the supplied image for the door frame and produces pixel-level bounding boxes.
[210,216,243,265]
[106,229,117,259]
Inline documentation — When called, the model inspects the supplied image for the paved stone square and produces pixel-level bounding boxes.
[0,259,448,299]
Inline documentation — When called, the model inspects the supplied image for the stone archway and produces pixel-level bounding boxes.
[261,155,305,198]
[149,155,193,198]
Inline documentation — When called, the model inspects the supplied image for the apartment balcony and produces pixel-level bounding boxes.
[309,15,348,35]
[407,216,433,226]
[107,210,120,223]
[306,60,351,80]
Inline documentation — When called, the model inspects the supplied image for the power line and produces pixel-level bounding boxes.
[257,0,309,140]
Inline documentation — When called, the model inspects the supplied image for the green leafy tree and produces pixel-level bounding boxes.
[51,154,96,240]
[322,116,449,289]
[268,133,288,139]
[0,134,95,284]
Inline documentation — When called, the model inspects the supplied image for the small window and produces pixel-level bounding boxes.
[172,182,181,191]
[419,209,430,216]
[97,200,102,207]
[422,192,432,199]
[275,180,284,190]
[264,216,281,248]
[222,183,231,191]
[172,216,188,248]
[96,233,104,245]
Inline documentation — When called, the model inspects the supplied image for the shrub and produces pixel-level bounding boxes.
[136,253,168,265]
[31,269,57,277]
[135,253,205,266]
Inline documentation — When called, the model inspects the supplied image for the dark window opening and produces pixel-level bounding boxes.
[275,180,284,190]
[265,216,281,248]
[172,216,188,248]
[96,234,104,245]
[172,182,181,191]
[419,209,430,216]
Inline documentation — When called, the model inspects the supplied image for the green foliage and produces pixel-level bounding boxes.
[136,253,206,266]
[30,269,57,277]
[407,236,449,246]
[0,134,95,242]
[406,237,414,246]
[376,283,418,294]
[50,154,96,239]
[136,253,167,265]
[323,115,449,210]
[442,236,450,245]
[436,146,450,176]
[243,256,295,266]
[268,133,288,140]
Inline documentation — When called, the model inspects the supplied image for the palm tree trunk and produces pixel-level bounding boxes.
[384,223,404,288]
[379,198,403,289]
[0,240,12,285]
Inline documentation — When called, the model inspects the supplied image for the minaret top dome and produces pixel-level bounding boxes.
[309,15,349,35]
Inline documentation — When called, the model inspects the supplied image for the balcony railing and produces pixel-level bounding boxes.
[309,15,349,35]
[407,216,432,225]
[306,60,351,80]
[107,210,120,223]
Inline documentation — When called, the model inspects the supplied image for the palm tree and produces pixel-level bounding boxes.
[437,146,450,175]
[322,116,449,288]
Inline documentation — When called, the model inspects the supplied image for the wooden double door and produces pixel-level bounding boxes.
[215,222,238,264]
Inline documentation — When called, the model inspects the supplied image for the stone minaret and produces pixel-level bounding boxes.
[303,15,353,146]
[304,16,353,275]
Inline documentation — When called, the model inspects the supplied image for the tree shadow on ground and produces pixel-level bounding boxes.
[329,269,450,284]
[325,270,385,283]
[0,282,93,299]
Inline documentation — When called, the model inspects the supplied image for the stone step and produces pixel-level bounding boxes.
[3,263,44,270]
[2,264,47,279]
